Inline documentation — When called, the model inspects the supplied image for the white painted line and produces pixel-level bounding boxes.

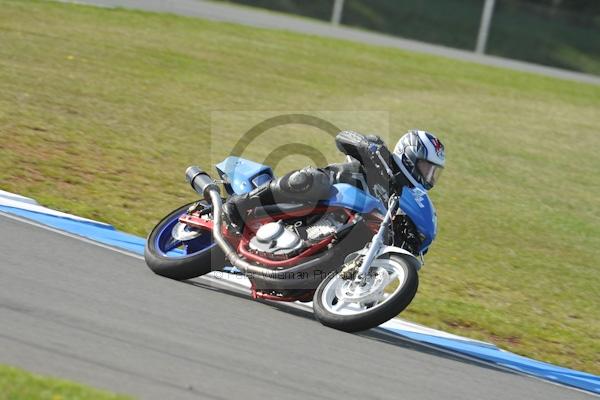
[0,190,39,205]
[381,318,494,346]
[0,197,112,227]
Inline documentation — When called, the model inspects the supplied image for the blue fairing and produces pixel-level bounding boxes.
[216,156,274,195]
[323,183,387,214]
[216,157,436,251]
[399,185,437,250]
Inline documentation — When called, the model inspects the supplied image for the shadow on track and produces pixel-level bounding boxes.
[182,278,514,375]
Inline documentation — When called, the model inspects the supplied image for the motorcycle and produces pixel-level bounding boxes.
[145,153,437,332]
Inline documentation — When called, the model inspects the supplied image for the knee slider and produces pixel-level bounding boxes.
[286,170,314,193]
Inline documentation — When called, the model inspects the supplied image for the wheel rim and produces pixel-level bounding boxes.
[321,258,407,316]
[154,212,215,258]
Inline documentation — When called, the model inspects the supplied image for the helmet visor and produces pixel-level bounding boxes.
[416,159,443,188]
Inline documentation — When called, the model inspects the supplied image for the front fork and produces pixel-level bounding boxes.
[354,195,399,285]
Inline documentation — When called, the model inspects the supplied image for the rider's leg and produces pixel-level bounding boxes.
[222,183,274,229]
[223,167,332,229]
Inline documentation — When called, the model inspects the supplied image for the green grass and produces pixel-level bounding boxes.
[0,364,131,400]
[0,0,599,375]
[219,0,600,75]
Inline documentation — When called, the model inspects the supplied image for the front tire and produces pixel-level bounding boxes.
[145,202,226,280]
[313,254,418,332]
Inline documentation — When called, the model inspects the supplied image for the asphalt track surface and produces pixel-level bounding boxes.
[59,0,600,85]
[1,213,596,399]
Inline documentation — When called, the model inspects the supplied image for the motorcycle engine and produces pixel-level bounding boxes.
[305,214,343,241]
[248,214,344,259]
[248,221,305,259]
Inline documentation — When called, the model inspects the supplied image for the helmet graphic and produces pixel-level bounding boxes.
[392,130,445,190]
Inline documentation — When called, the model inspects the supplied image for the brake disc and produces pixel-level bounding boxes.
[335,267,390,305]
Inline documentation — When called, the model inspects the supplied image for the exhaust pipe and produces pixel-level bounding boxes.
[208,189,285,277]
[185,166,290,277]
[185,166,219,199]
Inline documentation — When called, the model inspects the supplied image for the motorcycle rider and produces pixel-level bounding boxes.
[223,130,445,229]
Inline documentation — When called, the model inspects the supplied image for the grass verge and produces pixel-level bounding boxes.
[219,0,600,75]
[0,364,131,400]
[0,0,599,375]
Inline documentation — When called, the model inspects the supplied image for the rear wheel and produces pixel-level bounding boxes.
[144,201,226,280]
[313,254,418,332]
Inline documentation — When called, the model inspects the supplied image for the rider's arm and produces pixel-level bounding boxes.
[335,131,412,194]
[323,158,368,191]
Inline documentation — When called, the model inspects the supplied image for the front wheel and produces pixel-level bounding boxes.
[313,254,418,332]
[144,201,226,280]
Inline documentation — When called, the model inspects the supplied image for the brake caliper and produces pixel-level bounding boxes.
[339,257,362,280]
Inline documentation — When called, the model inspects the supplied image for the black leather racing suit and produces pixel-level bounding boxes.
[223,131,411,228]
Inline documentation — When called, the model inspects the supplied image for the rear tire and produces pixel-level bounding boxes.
[144,202,226,280]
[313,254,418,332]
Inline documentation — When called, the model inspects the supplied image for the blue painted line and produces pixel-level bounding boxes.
[1,201,599,395]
